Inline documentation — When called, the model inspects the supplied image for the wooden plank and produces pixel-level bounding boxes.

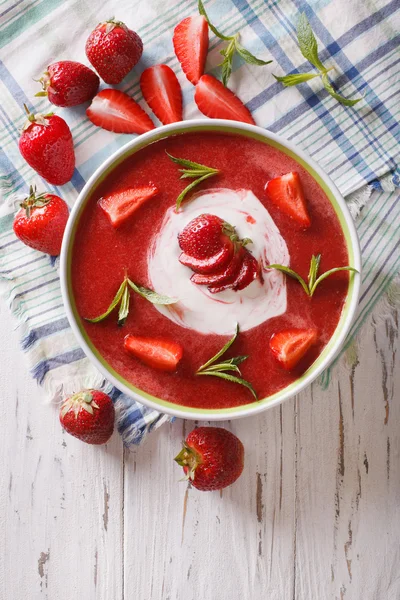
[0,303,124,600]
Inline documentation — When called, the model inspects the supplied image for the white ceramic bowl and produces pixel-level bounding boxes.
[60,119,361,421]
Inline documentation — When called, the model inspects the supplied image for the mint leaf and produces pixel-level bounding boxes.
[198,323,239,371]
[167,152,219,209]
[197,370,258,399]
[273,72,320,87]
[235,40,272,66]
[85,279,127,323]
[198,0,232,41]
[266,263,310,295]
[127,280,177,305]
[309,266,359,296]
[307,253,321,290]
[118,284,130,327]
[297,12,325,71]
[321,73,363,106]
[219,37,236,86]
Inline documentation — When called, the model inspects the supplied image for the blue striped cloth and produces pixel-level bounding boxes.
[0,0,399,445]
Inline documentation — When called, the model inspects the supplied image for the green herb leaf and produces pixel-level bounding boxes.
[235,40,272,66]
[321,73,363,106]
[167,152,219,210]
[198,370,258,399]
[197,324,239,371]
[266,264,310,296]
[273,72,320,87]
[127,280,177,305]
[219,38,236,86]
[85,279,127,323]
[307,253,321,290]
[297,12,325,72]
[118,284,130,327]
[198,0,232,40]
[267,255,359,297]
[309,266,359,296]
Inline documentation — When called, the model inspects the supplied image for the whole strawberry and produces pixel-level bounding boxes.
[13,185,69,255]
[174,426,244,491]
[85,19,143,84]
[19,105,75,185]
[59,390,115,445]
[35,60,99,107]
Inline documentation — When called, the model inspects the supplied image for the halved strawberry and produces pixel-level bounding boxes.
[269,328,318,370]
[173,15,208,85]
[209,251,259,293]
[99,185,158,228]
[191,246,245,286]
[86,89,155,134]
[124,334,183,371]
[179,239,234,274]
[140,64,183,125]
[265,172,311,228]
[194,75,255,125]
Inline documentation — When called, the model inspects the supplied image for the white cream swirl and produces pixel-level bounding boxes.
[148,188,289,335]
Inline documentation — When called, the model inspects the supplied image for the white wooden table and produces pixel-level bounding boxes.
[1,292,399,600]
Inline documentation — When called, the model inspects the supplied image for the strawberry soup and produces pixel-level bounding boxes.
[70,130,353,410]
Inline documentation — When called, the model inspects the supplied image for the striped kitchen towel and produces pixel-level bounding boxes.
[0,0,399,445]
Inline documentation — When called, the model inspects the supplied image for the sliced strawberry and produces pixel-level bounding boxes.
[179,239,233,274]
[86,89,155,134]
[269,328,318,370]
[173,15,208,85]
[124,334,183,371]
[140,64,183,125]
[209,251,259,293]
[265,172,311,228]
[194,74,255,125]
[99,185,158,228]
[191,246,245,286]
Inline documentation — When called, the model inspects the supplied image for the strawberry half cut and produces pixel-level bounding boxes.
[124,335,183,371]
[269,328,318,370]
[140,64,183,125]
[265,172,311,228]
[179,238,234,274]
[86,89,155,134]
[194,74,255,125]
[173,15,209,85]
[99,185,159,228]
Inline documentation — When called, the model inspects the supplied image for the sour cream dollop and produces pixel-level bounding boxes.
[148,189,289,335]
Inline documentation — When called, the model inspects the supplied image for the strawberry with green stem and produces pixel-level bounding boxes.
[60,390,115,445]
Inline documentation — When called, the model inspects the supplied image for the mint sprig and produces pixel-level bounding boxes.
[196,324,258,399]
[198,0,272,86]
[273,13,362,106]
[267,253,358,297]
[85,275,176,326]
[166,152,219,210]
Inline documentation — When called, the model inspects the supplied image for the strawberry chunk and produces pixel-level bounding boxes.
[269,329,318,370]
[173,15,209,85]
[179,239,234,274]
[191,246,245,286]
[86,89,155,134]
[265,172,311,228]
[99,185,158,228]
[209,251,259,293]
[194,74,255,125]
[140,64,183,125]
[124,335,183,371]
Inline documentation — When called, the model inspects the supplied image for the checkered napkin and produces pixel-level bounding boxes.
[0,0,399,445]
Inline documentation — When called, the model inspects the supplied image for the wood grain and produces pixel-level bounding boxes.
[1,297,399,599]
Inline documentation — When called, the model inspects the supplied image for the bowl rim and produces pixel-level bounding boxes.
[60,119,361,421]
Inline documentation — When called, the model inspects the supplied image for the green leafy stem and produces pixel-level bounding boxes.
[167,152,219,210]
[267,254,359,297]
[198,0,272,86]
[85,274,176,327]
[273,13,362,106]
[196,324,258,399]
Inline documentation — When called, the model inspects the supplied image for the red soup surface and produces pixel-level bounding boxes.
[71,132,350,410]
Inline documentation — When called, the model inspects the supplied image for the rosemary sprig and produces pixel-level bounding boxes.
[198,0,272,86]
[166,152,219,210]
[267,253,358,297]
[273,13,362,106]
[196,324,258,399]
[85,274,176,326]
